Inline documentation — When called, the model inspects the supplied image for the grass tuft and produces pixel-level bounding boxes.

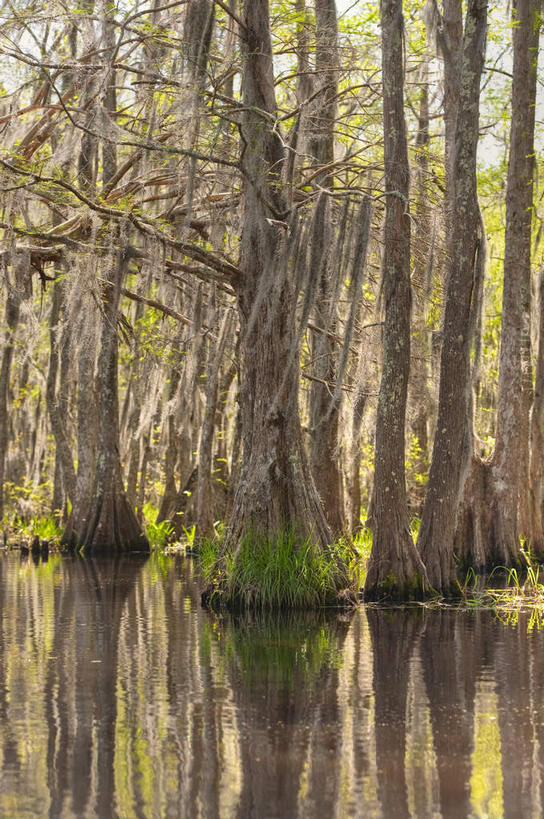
[458,550,544,621]
[142,502,175,550]
[16,515,63,543]
[199,528,359,610]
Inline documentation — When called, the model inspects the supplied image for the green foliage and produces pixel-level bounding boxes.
[405,435,427,490]
[4,480,55,521]
[2,481,65,543]
[348,526,372,586]
[32,516,63,541]
[459,550,544,626]
[199,536,221,578]
[182,524,197,549]
[18,514,63,542]
[200,529,358,610]
[142,501,174,550]
[145,519,175,550]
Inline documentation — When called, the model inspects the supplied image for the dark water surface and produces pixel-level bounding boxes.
[0,553,542,818]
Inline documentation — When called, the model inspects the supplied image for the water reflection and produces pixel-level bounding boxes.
[208,611,350,818]
[368,610,423,818]
[1,553,544,817]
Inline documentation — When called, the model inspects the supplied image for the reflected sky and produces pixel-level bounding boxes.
[0,552,542,818]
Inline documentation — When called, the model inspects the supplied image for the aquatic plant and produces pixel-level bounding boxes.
[459,550,544,618]
[17,514,63,543]
[145,520,174,550]
[182,524,197,551]
[199,529,360,610]
[142,502,175,550]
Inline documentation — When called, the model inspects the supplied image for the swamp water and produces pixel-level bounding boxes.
[0,552,542,818]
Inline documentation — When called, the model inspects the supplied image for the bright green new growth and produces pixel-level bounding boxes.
[200,529,361,610]
[142,502,174,550]
[145,520,199,552]
[145,519,175,550]
[14,514,63,543]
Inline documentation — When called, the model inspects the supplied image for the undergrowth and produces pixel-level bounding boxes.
[145,518,175,550]
[200,529,362,610]
[460,551,544,614]
[8,514,63,543]
[142,501,174,550]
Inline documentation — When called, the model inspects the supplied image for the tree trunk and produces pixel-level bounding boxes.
[442,0,463,254]
[0,255,30,520]
[529,271,544,552]
[72,251,149,553]
[45,276,77,513]
[408,67,431,513]
[487,0,540,563]
[348,383,368,532]
[307,0,344,534]
[101,2,117,186]
[341,198,372,533]
[454,0,539,569]
[62,300,98,547]
[156,332,186,524]
[417,0,487,593]
[196,313,231,539]
[308,197,344,535]
[365,0,427,600]
[223,0,337,564]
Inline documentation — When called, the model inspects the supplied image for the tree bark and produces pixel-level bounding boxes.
[488,0,540,563]
[342,198,372,532]
[442,0,463,253]
[307,0,344,534]
[101,1,117,186]
[408,67,431,513]
[156,324,187,524]
[308,197,344,535]
[70,251,149,553]
[530,271,544,552]
[365,0,427,600]
[417,0,487,593]
[454,0,540,569]
[45,276,77,514]
[0,255,31,520]
[348,382,368,532]
[223,0,338,566]
[196,312,231,539]
[62,299,98,547]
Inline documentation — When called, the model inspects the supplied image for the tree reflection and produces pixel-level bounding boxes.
[494,612,534,817]
[3,555,544,817]
[0,554,147,817]
[208,609,352,818]
[418,610,489,818]
[367,608,424,818]
[53,557,148,817]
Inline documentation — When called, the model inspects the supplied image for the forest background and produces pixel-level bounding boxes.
[0,0,542,603]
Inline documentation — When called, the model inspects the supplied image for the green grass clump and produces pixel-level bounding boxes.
[17,515,63,542]
[142,501,175,550]
[145,519,175,550]
[34,516,63,541]
[459,551,544,623]
[200,529,357,610]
